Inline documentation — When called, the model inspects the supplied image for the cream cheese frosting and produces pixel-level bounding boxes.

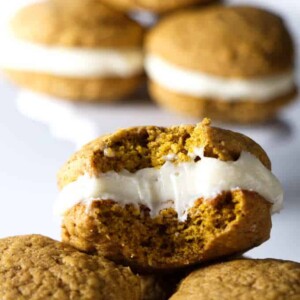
[54,148,283,221]
[0,29,144,78]
[145,55,294,101]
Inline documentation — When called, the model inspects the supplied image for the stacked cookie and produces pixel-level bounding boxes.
[1,120,300,299]
[0,1,296,122]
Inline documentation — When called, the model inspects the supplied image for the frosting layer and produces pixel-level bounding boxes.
[0,30,143,78]
[145,55,294,101]
[55,149,283,221]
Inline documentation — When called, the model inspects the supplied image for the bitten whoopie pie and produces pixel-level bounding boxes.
[145,6,297,123]
[170,259,300,300]
[0,235,166,300]
[0,2,144,102]
[54,119,283,271]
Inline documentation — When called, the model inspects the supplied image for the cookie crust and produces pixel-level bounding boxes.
[146,6,294,77]
[170,259,300,299]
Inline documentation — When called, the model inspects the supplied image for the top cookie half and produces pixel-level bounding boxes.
[10,2,143,48]
[146,5,294,77]
[57,119,272,189]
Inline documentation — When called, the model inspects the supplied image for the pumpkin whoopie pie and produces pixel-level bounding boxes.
[0,2,144,102]
[55,120,283,271]
[145,6,297,123]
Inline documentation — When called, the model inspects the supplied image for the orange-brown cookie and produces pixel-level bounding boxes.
[145,6,297,123]
[55,120,283,271]
[170,259,300,300]
[1,2,144,102]
[0,234,153,300]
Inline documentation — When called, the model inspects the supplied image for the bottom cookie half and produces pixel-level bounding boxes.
[4,70,144,102]
[149,81,297,123]
[61,190,272,271]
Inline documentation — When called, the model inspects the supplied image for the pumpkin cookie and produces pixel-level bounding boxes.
[55,120,283,271]
[0,2,144,102]
[170,259,300,299]
[0,234,165,300]
[145,6,297,123]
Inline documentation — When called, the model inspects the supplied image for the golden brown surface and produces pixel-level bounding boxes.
[170,259,300,300]
[146,6,294,77]
[4,70,144,102]
[0,235,142,300]
[149,81,297,123]
[57,120,271,189]
[11,2,144,48]
[62,190,272,271]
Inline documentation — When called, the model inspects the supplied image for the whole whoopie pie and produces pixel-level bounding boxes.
[55,119,283,271]
[145,6,297,123]
[0,2,144,102]
[170,259,300,300]
[0,234,165,300]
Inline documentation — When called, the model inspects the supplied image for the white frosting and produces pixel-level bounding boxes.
[54,148,283,221]
[0,29,143,78]
[145,55,294,101]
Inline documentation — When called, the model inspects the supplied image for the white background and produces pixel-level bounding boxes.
[0,0,299,262]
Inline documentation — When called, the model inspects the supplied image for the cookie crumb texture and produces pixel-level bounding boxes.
[0,235,142,300]
[59,121,272,270]
[170,259,300,300]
